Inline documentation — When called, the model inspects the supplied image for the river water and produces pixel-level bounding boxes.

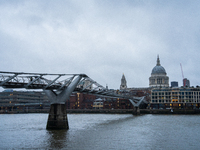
[0,113,200,149]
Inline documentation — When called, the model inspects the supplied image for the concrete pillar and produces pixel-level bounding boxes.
[133,107,140,115]
[44,75,84,130]
[46,103,69,130]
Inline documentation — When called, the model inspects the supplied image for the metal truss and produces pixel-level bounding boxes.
[129,96,147,107]
[0,71,85,89]
[0,71,146,105]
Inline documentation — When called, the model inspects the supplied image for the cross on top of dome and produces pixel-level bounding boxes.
[157,55,160,66]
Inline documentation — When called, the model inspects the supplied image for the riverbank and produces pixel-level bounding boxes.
[141,109,200,114]
[1,109,200,114]
[67,109,200,114]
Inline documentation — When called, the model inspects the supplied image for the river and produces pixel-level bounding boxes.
[0,113,200,149]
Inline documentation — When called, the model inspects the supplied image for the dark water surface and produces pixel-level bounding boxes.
[0,113,200,149]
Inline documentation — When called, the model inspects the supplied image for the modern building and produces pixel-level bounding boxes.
[183,78,190,87]
[0,90,50,112]
[149,56,169,87]
[150,87,200,109]
[171,81,178,88]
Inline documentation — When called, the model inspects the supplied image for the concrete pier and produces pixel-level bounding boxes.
[46,103,69,130]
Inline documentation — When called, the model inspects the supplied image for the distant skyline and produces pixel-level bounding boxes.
[0,0,200,90]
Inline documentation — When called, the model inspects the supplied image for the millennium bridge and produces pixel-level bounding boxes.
[0,71,147,129]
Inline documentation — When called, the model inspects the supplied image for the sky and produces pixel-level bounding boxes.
[0,0,200,89]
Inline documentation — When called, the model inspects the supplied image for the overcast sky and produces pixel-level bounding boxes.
[0,0,200,89]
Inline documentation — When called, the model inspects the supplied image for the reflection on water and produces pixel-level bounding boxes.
[0,113,200,149]
[47,130,68,149]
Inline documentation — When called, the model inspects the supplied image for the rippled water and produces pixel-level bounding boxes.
[0,113,200,149]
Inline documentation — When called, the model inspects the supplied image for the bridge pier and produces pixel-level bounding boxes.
[133,107,140,115]
[44,75,83,130]
[46,103,69,130]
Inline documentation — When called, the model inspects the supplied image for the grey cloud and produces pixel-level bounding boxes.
[0,0,200,89]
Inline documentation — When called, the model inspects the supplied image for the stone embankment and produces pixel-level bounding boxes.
[67,109,133,114]
[1,109,200,114]
[141,109,200,114]
[67,109,200,114]
[66,109,200,114]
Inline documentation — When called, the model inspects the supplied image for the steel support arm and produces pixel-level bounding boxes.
[44,75,83,104]
[129,96,145,107]
[58,75,82,103]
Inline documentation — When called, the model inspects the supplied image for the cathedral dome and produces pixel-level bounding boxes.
[151,65,166,75]
[149,55,169,87]
[151,56,166,75]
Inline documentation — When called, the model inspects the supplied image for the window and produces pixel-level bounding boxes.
[157,78,162,84]
[151,79,155,84]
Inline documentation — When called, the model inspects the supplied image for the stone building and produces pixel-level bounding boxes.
[149,56,169,87]
[150,87,200,109]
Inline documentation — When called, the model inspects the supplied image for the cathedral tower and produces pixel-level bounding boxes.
[120,74,127,90]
